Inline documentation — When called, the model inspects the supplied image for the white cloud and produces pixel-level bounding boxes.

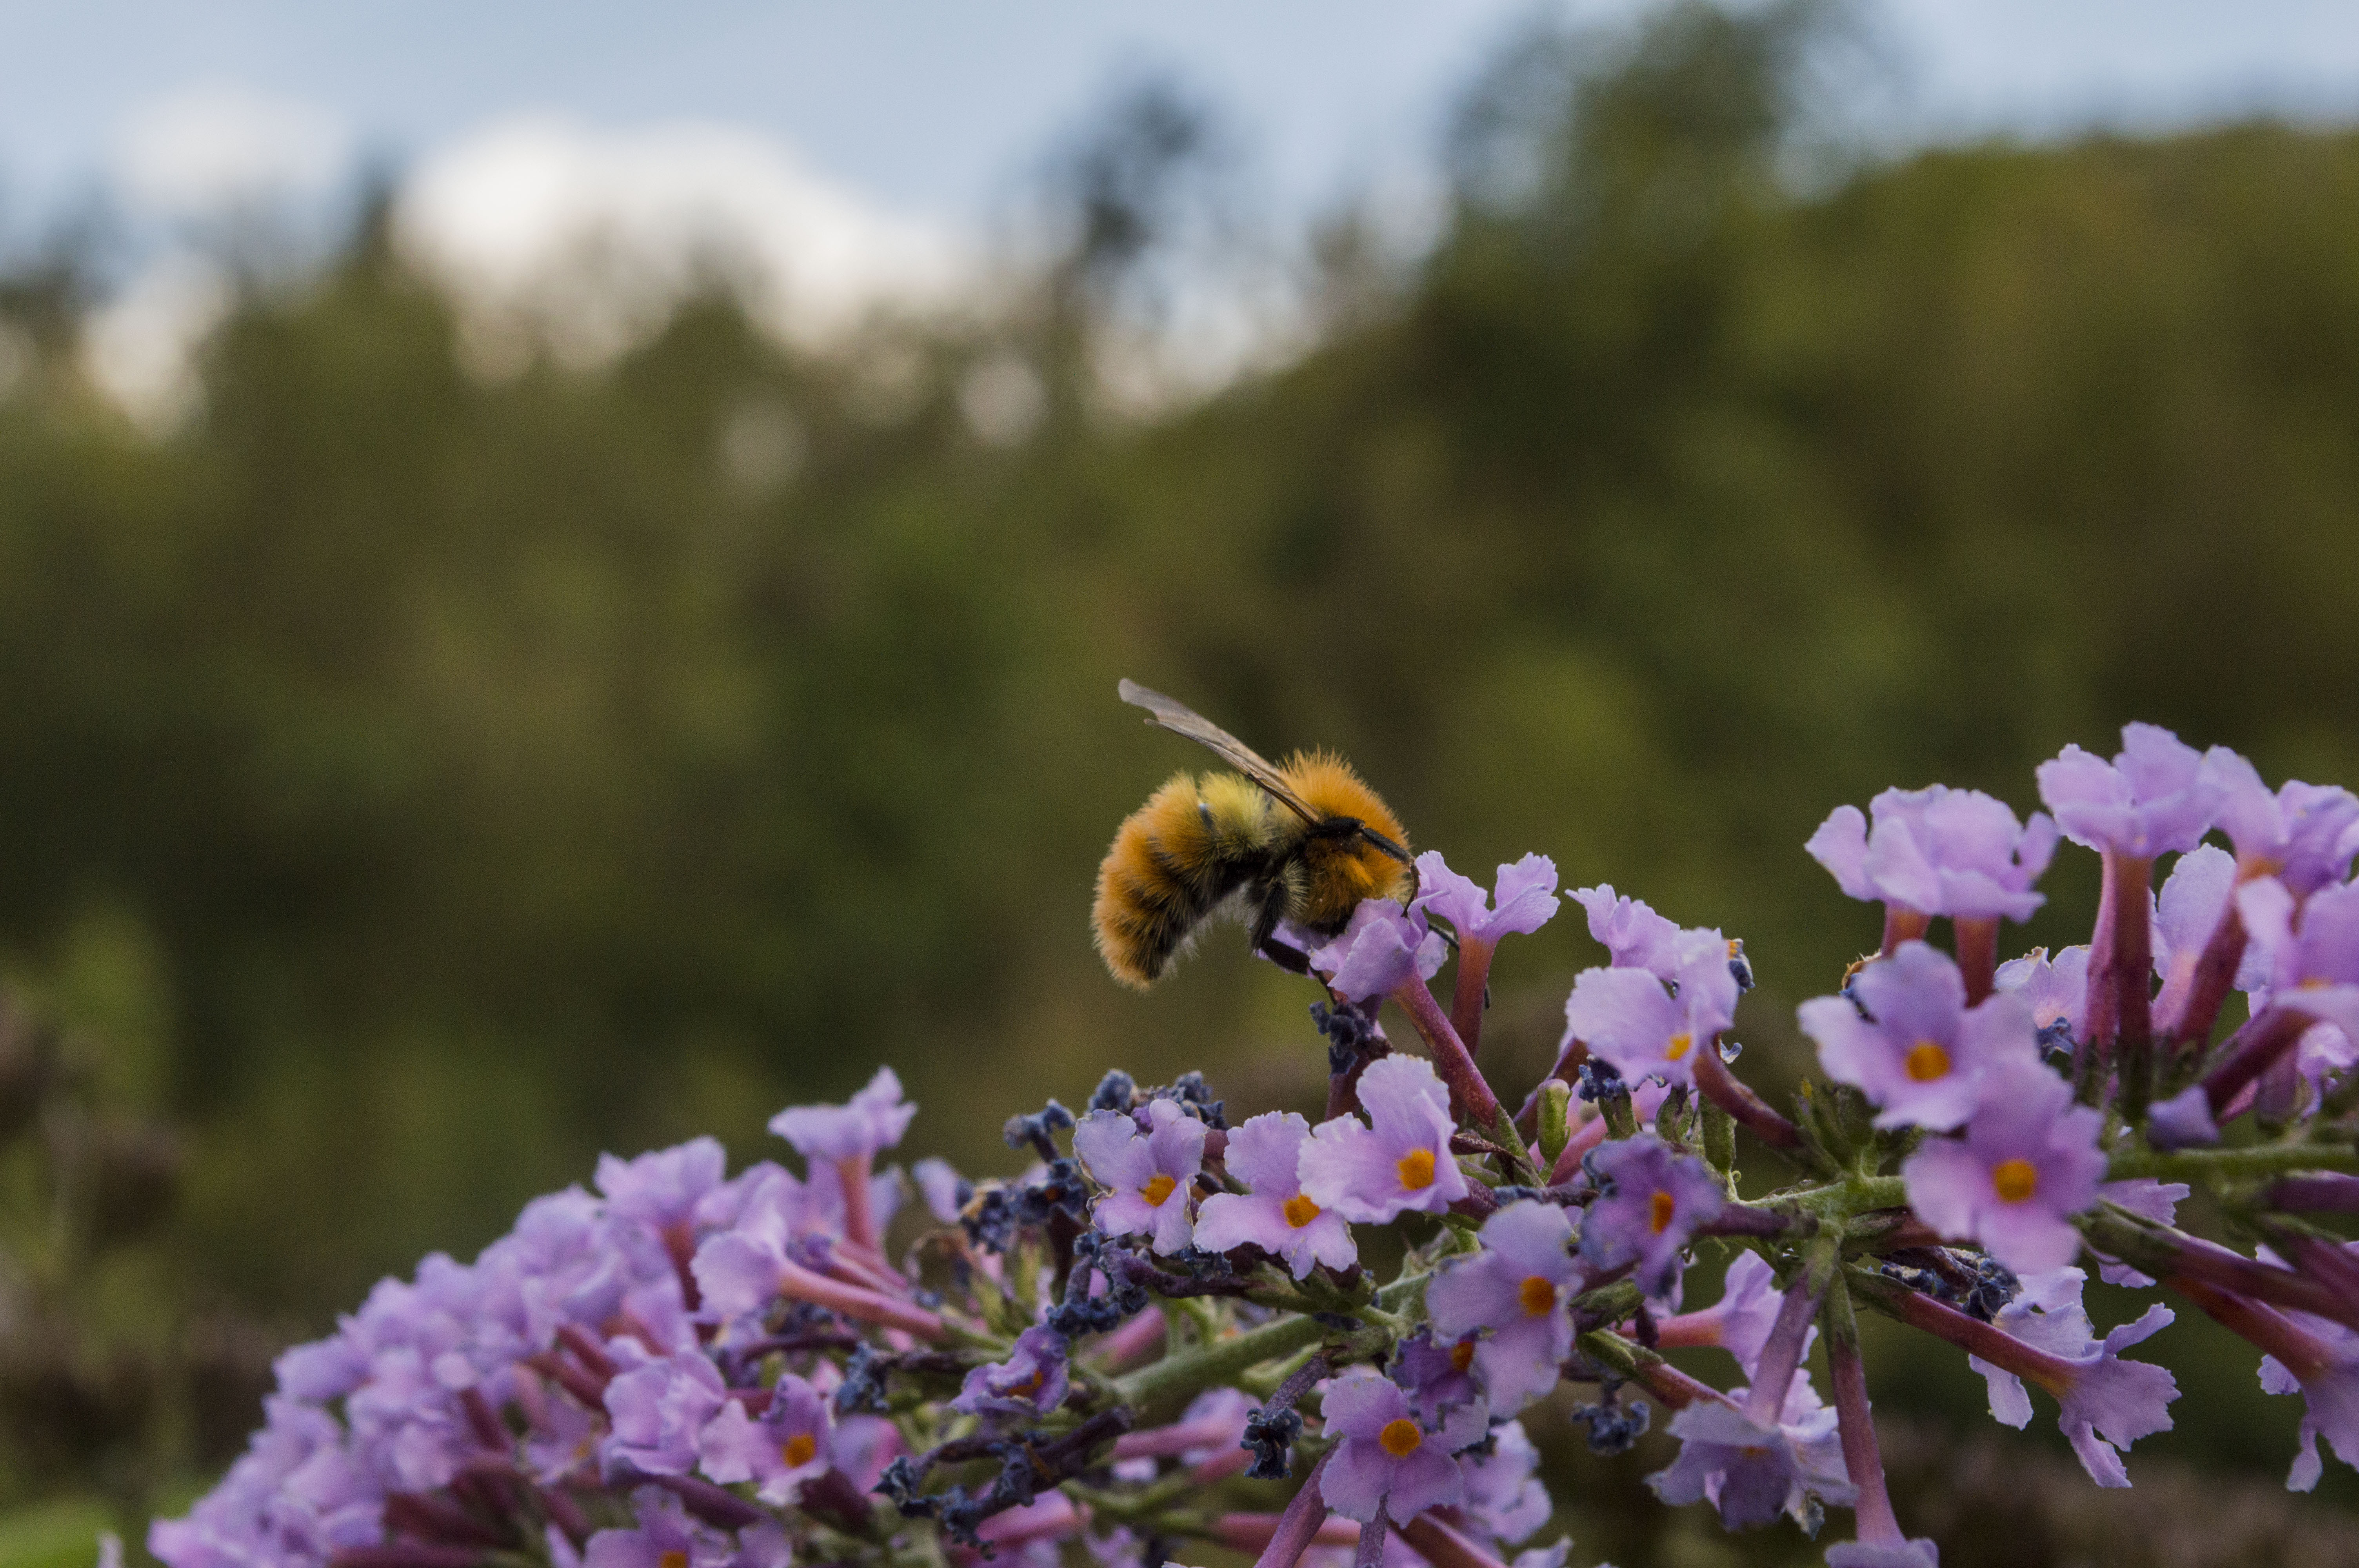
[394,116,972,368]
[82,251,232,433]
[113,83,351,216]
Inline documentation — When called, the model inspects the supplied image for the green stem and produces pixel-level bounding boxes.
[2106,1142,2359,1183]
[1112,1273,1428,1424]
[1781,1176,1908,1216]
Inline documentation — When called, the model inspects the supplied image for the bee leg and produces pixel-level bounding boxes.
[1249,887,1312,975]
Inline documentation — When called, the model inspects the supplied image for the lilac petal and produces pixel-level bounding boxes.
[1410,852,1491,938]
[1074,1110,1156,1192]
[1318,1436,1392,1524]
[1382,1442,1467,1519]
[1562,967,1681,1076]
[2146,1084,2220,1150]
[1323,1368,1411,1441]
[1473,1311,1571,1412]
[1486,855,1562,938]
[1222,1111,1310,1195]
[1571,885,1683,973]
[1806,806,1876,900]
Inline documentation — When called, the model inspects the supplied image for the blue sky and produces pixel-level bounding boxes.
[8,1,2359,232]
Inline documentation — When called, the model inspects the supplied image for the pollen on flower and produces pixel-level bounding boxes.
[661,1552,689,1568]
[783,1432,818,1466]
[1449,1338,1477,1374]
[1519,1275,1558,1316]
[1992,1158,2039,1203]
[1397,1148,1437,1191]
[1378,1417,1424,1457]
[1649,1190,1677,1234]
[1141,1173,1179,1207]
[1667,1032,1694,1061]
[1283,1193,1322,1228]
[1905,1040,1951,1081]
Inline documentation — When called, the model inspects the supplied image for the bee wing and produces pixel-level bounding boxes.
[1118,679,1321,825]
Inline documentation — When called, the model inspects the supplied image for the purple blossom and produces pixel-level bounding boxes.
[1648,1376,1854,1531]
[1963,1267,2178,1487]
[1390,1328,1484,1423]
[1805,786,2059,921]
[1317,1367,1481,1524]
[1297,1055,1468,1223]
[913,1156,966,1224]
[149,1399,383,1568]
[1411,853,1561,946]
[1425,1201,1581,1412]
[1459,1420,1553,1546]
[1560,929,1739,1090]
[2240,878,2359,1041]
[2036,724,2220,858]
[1309,899,1447,1005]
[2150,845,2270,1006]
[1075,1098,1207,1256]
[1579,1136,1726,1301]
[1192,1111,1356,1279]
[2145,1083,2221,1151]
[768,1067,917,1165]
[2202,749,2359,893]
[1656,1250,1786,1377]
[2090,1179,2190,1289]
[1993,946,2090,1054]
[602,1348,727,1478]
[952,1327,1071,1419]
[598,1139,731,1234]
[2254,1293,2359,1490]
[1570,885,1685,974]
[1901,1058,2105,1273]
[698,1375,832,1503]
[1800,942,2039,1131]
[582,1489,736,1568]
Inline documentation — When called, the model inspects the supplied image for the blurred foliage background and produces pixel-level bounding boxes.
[5,1,2359,1561]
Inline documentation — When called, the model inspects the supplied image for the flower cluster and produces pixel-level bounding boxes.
[162,723,2359,1568]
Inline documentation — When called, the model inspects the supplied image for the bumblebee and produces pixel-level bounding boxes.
[1092,679,1414,988]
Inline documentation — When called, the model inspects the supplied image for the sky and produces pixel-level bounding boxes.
[9,2,2359,419]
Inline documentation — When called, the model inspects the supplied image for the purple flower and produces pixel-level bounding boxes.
[2252,1281,2359,1491]
[1963,1267,2178,1487]
[1570,885,1685,974]
[952,1327,1071,1419]
[2036,724,2219,858]
[1309,900,1446,1005]
[1390,1328,1485,1423]
[1648,1376,1854,1530]
[597,1139,731,1234]
[1074,1098,1207,1255]
[602,1348,727,1478]
[2089,1179,2190,1288]
[1560,929,1739,1090]
[1901,1059,2104,1273]
[1318,1367,1481,1524]
[1458,1420,1553,1546]
[1412,853,1561,945]
[2145,1083,2221,1150]
[1827,1543,1940,1568]
[913,1156,966,1224]
[698,1375,832,1503]
[1298,1055,1468,1223]
[2150,845,2270,1005]
[1805,786,2059,921]
[2202,749,2359,893]
[1579,1136,1726,1301]
[1656,1250,1785,1377]
[768,1067,917,1164]
[1994,946,2090,1054]
[2240,878,2359,1040]
[582,1489,735,1568]
[1798,942,2038,1131]
[1192,1112,1356,1279]
[1425,1201,1581,1413]
[149,1399,383,1568]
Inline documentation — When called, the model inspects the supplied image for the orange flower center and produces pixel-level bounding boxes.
[1283,1193,1322,1229]
[1378,1417,1424,1458]
[1649,1190,1677,1234]
[1397,1149,1437,1191]
[1905,1040,1951,1082]
[1141,1173,1178,1207]
[783,1432,818,1467]
[1992,1158,2039,1204]
[660,1553,689,1568]
[1665,1032,1694,1062]
[1448,1339,1477,1374]
[1519,1275,1557,1316]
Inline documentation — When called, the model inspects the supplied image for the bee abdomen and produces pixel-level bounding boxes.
[1092,773,1269,988]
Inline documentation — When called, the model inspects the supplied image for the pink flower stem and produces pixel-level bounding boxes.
[1690,1038,1802,1150]
[1090,1305,1168,1370]
[1646,1308,1725,1350]
[1354,1503,1389,1568]
[1743,1242,1833,1425]
[2166,1273,2334,1381]
[775,1258,947,1340]
[2199,1005,2310,1118]
[1854,1269,2078,1397]
[2085,851,2155,1056]
[2158,884,2251,1056]
[1450,936,1496,1058]
[1881,905,1931,956]
[1824,1275,1906,1550]
[1954,916,2000,1006]
[1241,1453,1338,1568]
[1190,1447,1252,1485]
[838,1153,878,1252]
[1515,1037,1588,1138]
[1112,1413,1247,1461]
[1390,976,1505,1128]
[2267,1173,2359,1214]
[1399,1512,1514,1568]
